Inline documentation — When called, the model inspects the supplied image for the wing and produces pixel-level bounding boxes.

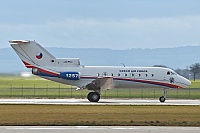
[86,77,113,91]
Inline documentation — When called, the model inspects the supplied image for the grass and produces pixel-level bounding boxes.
[0,76,200,99]
[190,79,200,88]
[0,105,199,126]
[0,76,71,89]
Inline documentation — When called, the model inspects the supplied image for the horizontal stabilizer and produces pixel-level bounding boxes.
[9,40,30,44]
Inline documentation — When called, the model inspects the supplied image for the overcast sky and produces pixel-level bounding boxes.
[0,0,200,49]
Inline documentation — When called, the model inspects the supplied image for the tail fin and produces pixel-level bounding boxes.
[9,40,56,68]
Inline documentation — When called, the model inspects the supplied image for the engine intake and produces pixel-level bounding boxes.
[32,68,40,75]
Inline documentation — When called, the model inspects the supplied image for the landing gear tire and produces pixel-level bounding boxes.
[87,92,100,102]
[159,96,166,103]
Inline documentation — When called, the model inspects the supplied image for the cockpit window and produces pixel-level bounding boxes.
[167,71,177,75]
[171,71,177,75]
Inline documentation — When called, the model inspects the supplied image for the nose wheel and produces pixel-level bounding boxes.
[159,89,167,103]
[159,96,166,102]
[87,92,100,102]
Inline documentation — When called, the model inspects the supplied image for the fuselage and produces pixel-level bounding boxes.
[41,66,191,89]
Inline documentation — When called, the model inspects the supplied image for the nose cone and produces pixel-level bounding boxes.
[181,77,191,88]
[186,79,191,86]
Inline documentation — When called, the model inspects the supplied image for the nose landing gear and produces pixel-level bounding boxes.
[159,89,167,103]
[159,96,166,102]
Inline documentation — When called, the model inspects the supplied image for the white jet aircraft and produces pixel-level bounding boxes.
[10,40,191,102]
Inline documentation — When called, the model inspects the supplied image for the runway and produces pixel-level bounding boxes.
[1,126,200,133]
[0,99,199,105]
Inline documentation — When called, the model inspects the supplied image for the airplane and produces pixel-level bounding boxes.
[9,40,191,103]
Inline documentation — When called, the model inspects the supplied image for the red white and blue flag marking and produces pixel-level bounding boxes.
[36,52,43,59]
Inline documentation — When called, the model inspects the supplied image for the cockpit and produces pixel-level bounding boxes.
[167,71,177,76]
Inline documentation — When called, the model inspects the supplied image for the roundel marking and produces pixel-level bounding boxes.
[36,52,43,59]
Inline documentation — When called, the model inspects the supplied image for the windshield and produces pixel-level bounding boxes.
[167,70,177,76]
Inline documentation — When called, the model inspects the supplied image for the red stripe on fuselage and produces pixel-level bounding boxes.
[81,76,181,89]
[21,60,59,77]
[115,77,181,88]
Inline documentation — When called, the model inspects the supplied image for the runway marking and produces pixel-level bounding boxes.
[112,127,138,130]
[7,127,71,130]
[7,127,107,130]
[7,127,138,130]
[7,127,200,130]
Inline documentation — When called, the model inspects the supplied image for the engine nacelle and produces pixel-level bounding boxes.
[32,68,40,75]
[60,72,80,80]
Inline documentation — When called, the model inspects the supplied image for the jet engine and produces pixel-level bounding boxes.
[32,68,40,75]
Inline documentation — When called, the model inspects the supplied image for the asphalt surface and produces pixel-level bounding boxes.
[1,126,199,133]
[0,99,199,105]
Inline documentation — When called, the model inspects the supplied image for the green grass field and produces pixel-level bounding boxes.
[0,105,199,126]
[0,76,200,99]
[190,80,200,88]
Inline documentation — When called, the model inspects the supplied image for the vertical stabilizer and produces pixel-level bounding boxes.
[9,40,56,68]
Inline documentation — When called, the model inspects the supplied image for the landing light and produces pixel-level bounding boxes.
[177,86,182,89]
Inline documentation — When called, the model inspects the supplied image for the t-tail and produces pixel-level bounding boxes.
[9,40,80,75]
[10,40,56,68]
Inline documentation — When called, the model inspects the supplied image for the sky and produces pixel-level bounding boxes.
[0,0,200,49]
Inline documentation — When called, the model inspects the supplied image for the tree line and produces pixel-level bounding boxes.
[189,63,200,81]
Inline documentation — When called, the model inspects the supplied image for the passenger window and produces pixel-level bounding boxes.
[145,74,148,77]
[103,72,107,76]
[97,73,100,76]
[152,74,154,77]
[132,73,134,77]
[118,73,120,76]
[111,73,114,76]
[125,73,127,77]
[138,74,141,77]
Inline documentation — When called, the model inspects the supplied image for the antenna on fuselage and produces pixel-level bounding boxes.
[121,63,125,67]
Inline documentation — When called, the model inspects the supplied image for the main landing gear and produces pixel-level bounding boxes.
[87,91,100,102]
[86,80,101,102]
[159,89,167,103]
